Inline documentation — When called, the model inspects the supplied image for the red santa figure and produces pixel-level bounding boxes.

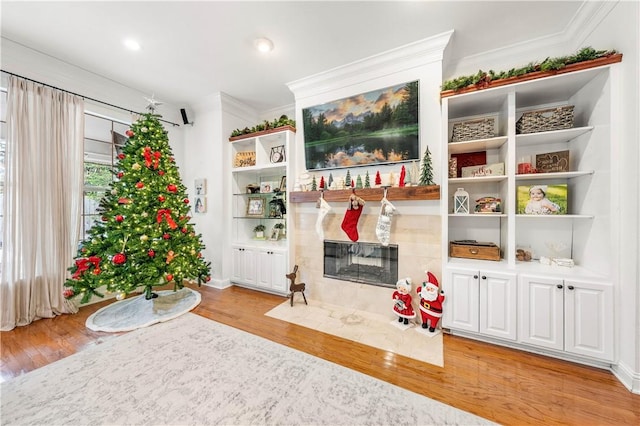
[392,278,416,325]
[417,271,445,332]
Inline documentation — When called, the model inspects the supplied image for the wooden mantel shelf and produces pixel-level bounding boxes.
[289,185,440,203]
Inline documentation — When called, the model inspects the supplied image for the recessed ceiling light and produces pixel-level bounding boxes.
[123,38,141,51]
[254,37,274,53]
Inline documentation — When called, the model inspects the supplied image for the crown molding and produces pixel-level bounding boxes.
[446,1,618,80]
[287,30,453,101]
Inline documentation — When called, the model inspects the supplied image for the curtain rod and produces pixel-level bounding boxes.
[1,69,181,127]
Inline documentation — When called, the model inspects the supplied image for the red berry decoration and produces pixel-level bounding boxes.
[166,274,174,282]
[163,233,171,240]
[117,153,125,160]
[148,250,155,257]
[125,129,134,137]
[112,253,127,265]
[181,227,188,234]
[136,182,144,189]
[117,172,124,179]
[167,184,177,193]
[115,215,124,222]
[158,195,166,202]
[183,198,189,204]
[158,170,165,176]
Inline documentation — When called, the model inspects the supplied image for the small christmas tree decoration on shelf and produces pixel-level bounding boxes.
[311,175,317,191]
[419,146,435,186]
[399,165,406,187]
[65,104,211,303]
[364,171,371,188]
[375,171,382,187]
[345,170,352,188]
[319,176,326,190]
[356,175,363,189]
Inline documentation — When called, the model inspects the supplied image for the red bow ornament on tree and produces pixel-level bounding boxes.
[143,146,162,169]
[72,256,102,279]
[157,209,178,229]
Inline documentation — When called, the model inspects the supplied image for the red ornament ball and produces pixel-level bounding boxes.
[167,184,177,193]
[181,227,188,234]
[148,250,155,257]
[158,170,165,176]
[112,253,127,265]
[158,195,166,202]
[163,233,171,240]
[166,274,174,282]
[125,129,134,137]
[118,198,131,204]
[183,198,189,204]
[63,288,74,298]
[115,215,124,222]
[117,153,126,160]
[117,172,124,179]
[205,276,211,282]
[136,182,144,189]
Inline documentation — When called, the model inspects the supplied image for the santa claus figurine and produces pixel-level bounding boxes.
[417,271,445,332]
[392,278,416,325]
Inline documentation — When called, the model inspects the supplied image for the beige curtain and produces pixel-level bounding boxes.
[1,76,84,330]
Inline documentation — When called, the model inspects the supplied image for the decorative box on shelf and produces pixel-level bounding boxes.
[449,240,501,261]
[450,117,496,142]
[516,105,574,134]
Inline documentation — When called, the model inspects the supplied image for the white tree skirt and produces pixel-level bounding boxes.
[85,288,201,332]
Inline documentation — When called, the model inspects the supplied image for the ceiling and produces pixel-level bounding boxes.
[1,1,585,113]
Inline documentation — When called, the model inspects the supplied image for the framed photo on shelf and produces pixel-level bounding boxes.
[517,184,567,215]
[260,181,274,193]
[279,176,287,192]
[269,228,280,241]
[247,197,265,216]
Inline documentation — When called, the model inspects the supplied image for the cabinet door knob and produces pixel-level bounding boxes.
[568,285,575,290]
[557,284,563,289]
[473,275,478,279]
[481,276,487,280]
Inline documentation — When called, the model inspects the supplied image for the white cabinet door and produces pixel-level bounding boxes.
[518,274,564,351]
[444,268,480,333]
[232,246,257,286]
[256,249,288,293]
[269,250,288,293]
[479,271,517,340]
[564,279,614,361]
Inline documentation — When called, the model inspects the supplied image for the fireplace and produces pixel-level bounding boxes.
[323,240,398,288]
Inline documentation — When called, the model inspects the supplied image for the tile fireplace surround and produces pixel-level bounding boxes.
[293,206,441,317]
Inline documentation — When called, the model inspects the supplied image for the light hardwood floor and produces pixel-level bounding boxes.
[1,284,638,425]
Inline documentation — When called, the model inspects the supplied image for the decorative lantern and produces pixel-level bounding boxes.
[454,188,470,214]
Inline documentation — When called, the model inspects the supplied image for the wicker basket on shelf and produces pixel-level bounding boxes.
[516,105,574,134]
[451,117,495,142]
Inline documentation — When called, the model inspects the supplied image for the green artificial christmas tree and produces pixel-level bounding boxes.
[65,107,211,303]
[345,170,352,188]
[364,171,371,188]
[419,146,435,185]
[356,175,363,189]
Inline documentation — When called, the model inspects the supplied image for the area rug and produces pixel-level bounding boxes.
[266,299,444,367]
[85,287,201,332]
[0,313,492,426]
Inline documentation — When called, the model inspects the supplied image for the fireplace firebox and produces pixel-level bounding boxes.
[323,240,398,288]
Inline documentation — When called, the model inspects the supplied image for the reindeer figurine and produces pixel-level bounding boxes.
[286,265,308,307]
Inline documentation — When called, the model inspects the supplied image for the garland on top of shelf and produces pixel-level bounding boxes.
[441,47,621,97]
[230,115,296,138]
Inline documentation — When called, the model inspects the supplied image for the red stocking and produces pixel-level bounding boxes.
[341,195,365,241]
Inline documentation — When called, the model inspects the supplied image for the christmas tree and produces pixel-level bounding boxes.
[65,106,211,303]
[419,146,435,185]
[364,171,371,188]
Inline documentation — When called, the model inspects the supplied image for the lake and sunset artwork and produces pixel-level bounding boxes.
[302,81,420,170]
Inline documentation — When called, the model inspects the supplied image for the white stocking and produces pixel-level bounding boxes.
[315,197,332,240]
[376,197,396,246]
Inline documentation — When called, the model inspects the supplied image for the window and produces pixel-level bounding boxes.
[82,114,130,242]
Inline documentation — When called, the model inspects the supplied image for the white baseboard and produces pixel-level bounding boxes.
[203,278,231,290]
[611,361,640,394]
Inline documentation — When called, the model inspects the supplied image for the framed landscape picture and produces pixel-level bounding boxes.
[302,81,420,170]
